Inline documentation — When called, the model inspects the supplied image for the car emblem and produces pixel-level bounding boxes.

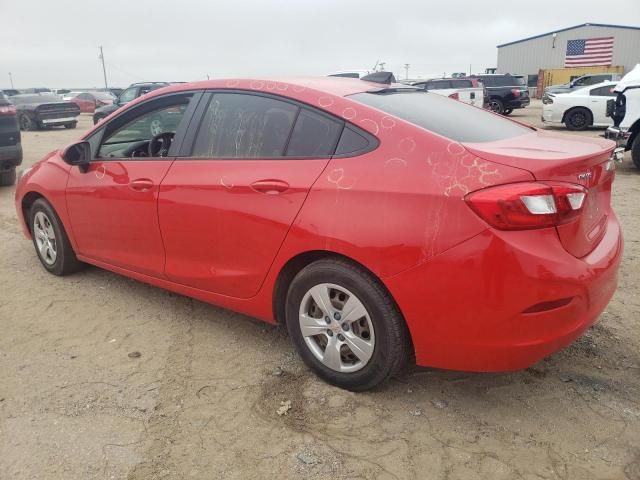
[577,171,593,180]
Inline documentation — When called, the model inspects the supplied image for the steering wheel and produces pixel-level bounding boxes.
[148,132,175,157]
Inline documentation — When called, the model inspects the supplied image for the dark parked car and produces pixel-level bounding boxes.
[464,74,529,115]
[93,82,171,124]
[0,91,22,185]
[2,89,21,97]
[11,94,80,131]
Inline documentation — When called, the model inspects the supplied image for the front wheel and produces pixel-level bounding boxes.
[0,168,16,186]
[632,135,640,169]
[19,114,37,131]
[285,259,411,391]
[29,198,85,276]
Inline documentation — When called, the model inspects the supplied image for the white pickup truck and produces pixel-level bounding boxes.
[410,78,486,108]
[605,64,640,168]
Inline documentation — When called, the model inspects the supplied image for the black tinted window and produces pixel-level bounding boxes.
[590,85,616,97]
[350,91,531,143]
[330,73,360,78]
[286,109,342,157]
[335,127,371,155]
[481,76,524,87]
[192,93,297,158]
[428,81,451,90]
[450,79,473,88]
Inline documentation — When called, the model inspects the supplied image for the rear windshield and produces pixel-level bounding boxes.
[11,95,61,104]
[481,76,525,87]
[350,91,531,143]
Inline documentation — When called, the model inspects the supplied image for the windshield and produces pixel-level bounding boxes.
[350,91,531,143]
[93,92,115,100]
[11,94,61,104]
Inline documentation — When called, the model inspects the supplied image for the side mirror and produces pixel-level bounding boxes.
[62,141,91,173]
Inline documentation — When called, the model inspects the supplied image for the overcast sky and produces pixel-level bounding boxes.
[1,0,639,88]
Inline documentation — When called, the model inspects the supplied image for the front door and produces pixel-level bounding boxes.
[66,92,196,277]
[158,92,344,298]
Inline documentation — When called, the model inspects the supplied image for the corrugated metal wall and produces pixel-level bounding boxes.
[497,25,640,77]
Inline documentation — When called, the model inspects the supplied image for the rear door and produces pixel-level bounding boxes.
[588,85,617,125]
[158,91,343,298]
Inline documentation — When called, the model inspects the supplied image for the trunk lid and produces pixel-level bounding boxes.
[463,130,615,258]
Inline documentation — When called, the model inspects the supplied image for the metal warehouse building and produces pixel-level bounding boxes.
[497,23,640,87]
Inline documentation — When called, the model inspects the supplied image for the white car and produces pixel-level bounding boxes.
[605,64,640,168]
[411,78,485,108]
[327,70,372,79]
[542,81,617,131]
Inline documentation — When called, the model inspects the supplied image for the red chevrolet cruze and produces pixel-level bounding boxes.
[15,77,622,390]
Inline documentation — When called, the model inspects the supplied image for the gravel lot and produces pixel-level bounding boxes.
[1,102,639,480]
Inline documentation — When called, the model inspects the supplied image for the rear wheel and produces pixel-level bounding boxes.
[503,108,513,115]
[488,99,504,114]
[285,258,410,391]
[565,108,592,131]
[632,135,640,169]
[29,198,85,276]
[0,168,16,186]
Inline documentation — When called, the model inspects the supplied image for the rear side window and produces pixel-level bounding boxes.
[427,81,451,90]
[481,76,524,87]
[192,93,297,158]
[450,79,473,88]
[286,109,342,157]
[350,91,531,143]
[335,127,372,155]
[590,85,616,97]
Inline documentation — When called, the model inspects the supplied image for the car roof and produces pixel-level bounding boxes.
[139,77,394,100]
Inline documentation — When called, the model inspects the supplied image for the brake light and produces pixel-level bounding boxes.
[448,92,459,100]
[465,182,587,230]
[0,105,16,116]
[511,88,521,97]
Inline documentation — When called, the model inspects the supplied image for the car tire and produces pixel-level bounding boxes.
[149,116,163,137]
[285,258,411,391]
[29,198,85,276]
[565,108,592,131]
[64,122,77,129]
[503,108,513,115]
[0,168,16,186]
[488,99,504,114]
[93,115,104,125]
[19,114,38,131]
[632,134,640,169]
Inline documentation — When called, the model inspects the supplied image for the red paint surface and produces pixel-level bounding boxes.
[15,77,623,372]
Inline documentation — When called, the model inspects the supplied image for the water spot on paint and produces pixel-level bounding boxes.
[359,119,379,135]
[318,96,334,108]
[225,79,239,88]
[250,80,265,90]
[342,107,357,120]
[381,116,396,129]
[398,137,416,154]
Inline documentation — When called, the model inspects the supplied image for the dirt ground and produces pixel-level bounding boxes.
[1,102,639,480]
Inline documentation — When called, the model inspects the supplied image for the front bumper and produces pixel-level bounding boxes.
[604,126,631,149]
[384,214,622,372]
[0,143,23,170]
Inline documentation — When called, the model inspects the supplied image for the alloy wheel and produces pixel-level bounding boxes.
[298,283,375,373]
[33,211,57,265]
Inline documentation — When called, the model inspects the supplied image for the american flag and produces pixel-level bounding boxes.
[564,37,614,67]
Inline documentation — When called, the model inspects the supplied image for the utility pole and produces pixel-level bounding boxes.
[98,46,108,89]
[8,72,14,88]
[404,63,410,80]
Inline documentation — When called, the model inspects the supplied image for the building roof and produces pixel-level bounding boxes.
[497,23,640,48]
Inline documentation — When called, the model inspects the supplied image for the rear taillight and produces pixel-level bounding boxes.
[0,105,16,116]
[448,92,459,100]
[511,88,521,97]
[465,182,587,230]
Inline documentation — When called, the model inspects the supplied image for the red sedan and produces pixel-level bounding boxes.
[69,92,115,113]
[15,77,623,390]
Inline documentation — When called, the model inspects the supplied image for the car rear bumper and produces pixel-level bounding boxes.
[0,143,23,170]
[506,97,530,109]
[384,214,622,372]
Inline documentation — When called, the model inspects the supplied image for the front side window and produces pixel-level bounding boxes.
[97,94,193,159]
[192,93,298,158]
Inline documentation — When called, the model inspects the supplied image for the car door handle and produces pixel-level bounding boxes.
[129,178,154,192]
[250,179,290,195]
